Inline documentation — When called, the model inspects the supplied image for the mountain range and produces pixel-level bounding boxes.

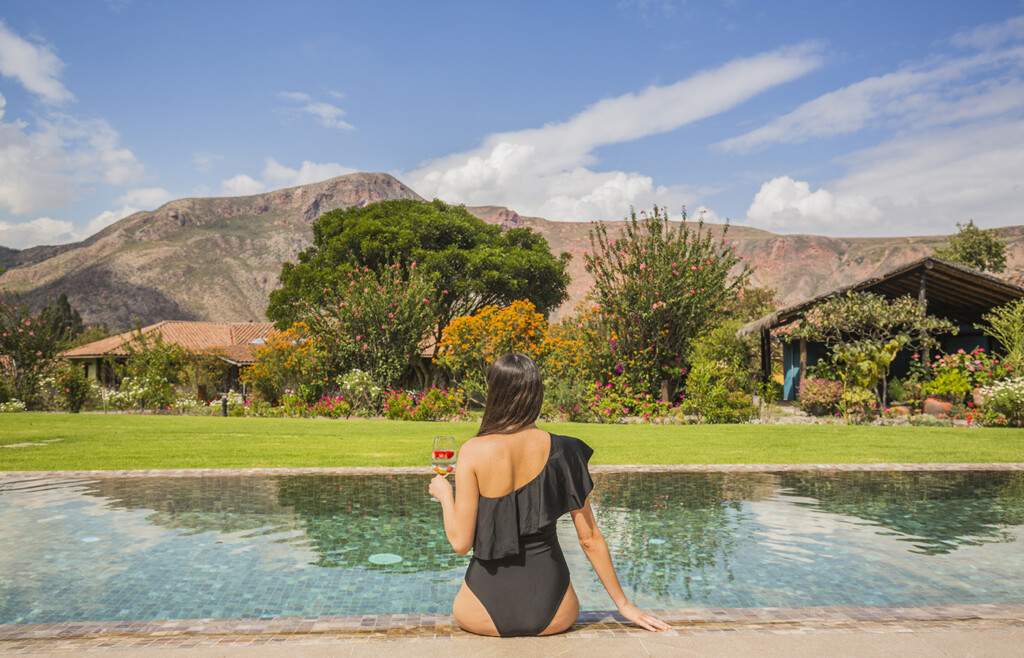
[2,172,1022,329]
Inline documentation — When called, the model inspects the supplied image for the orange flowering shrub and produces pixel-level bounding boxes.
[240,322,330,403]
[437,300,548,389]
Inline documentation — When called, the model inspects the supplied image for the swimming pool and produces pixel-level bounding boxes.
[1,470,1022,625]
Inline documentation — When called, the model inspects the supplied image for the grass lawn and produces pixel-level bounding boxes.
[1,413,1022,470]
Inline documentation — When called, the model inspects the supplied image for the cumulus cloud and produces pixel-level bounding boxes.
[278,91,354,130]
[0,113,144,215]
[743,118,1024,235]
[0,187,175,249]
[407,44,822,220]
[717,21,1024,153]
[0,216,76,248]
[0,20,73,104]
[117,187,173,208]
[263,157,358,187]
[0,23,144,218]
[220,174,266,196]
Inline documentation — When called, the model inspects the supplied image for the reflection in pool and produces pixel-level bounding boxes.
[1,471,1022,624]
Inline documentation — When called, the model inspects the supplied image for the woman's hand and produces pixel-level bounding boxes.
[429,473,453,501]
[617,602,670,632]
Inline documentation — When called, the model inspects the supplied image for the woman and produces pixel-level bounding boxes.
[429,353,669,637]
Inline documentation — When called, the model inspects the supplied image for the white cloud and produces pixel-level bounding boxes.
[117,187,173,208]
[262,158,358,187]
[951,14,1024,50]
[220,174,266,196]
[407,44,822,220]
[717,21,1024,153]
[745,176,880,233]
[743,119,1024,235]
[278,91,354,130]
[0,20,73,104]
[0,113,145,215]
[192,151,223,171]
[0,216,75,248]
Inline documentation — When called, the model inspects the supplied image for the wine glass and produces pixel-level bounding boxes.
[431,436,457,477]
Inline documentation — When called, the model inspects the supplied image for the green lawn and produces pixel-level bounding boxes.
[1,413,1021,470]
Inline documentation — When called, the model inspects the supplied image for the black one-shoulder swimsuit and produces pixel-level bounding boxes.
[465,434,594,637]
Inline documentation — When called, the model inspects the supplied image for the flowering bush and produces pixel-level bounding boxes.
[241,322,330,404]
[383,387,470,421]
[0,399,26,412]
[438,300,549,394]
[336,369,382,415]
[932,347,1003,387]
[583,206,750,393]
[979,377,1024,427]
[798,378,843,416]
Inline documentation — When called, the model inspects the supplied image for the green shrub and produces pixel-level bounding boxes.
[336,369,382,415]
[921,369,972,403]
[682,361,756,424]
[841,386,879,424]
[54,365,93,413]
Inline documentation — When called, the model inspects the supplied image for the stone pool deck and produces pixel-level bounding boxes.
[3,605,1024,656]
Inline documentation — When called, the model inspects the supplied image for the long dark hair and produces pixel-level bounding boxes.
[476,353,544,437]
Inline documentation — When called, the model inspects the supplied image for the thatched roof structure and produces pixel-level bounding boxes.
[738,257,1024,338]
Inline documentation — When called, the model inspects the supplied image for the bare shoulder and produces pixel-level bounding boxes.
[457,436,491,463]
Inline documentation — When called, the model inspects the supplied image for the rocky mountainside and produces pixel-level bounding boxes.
[2,172,1022,328]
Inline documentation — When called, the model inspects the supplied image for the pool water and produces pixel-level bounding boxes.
[1,471,1022,625]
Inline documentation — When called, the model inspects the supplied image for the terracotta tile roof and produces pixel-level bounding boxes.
[63,321,275,365]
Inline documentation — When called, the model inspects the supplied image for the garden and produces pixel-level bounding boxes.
[2,201,1023,430]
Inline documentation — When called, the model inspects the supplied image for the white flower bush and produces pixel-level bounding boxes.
[0,399,27,412]
[980,376,1024,427]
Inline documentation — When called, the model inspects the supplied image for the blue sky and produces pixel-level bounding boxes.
[1,1,1022,249]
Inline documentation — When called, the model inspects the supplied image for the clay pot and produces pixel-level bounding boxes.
[972,387,986,408]
[923,395,954,417]
[888,404,911,416]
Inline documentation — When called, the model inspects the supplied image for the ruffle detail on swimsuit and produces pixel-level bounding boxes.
[472,434,594,561]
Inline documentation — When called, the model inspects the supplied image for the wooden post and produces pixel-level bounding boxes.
[799,339,807,390]
[660,379,669,403]
[760,328,771,386]
[918,268,929,366]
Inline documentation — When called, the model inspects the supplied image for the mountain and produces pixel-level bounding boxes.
[0,173,422,328]
[2,172,1022,328]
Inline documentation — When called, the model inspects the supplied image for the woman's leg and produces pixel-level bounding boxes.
[539,582,580,636]
[452,581,499,636]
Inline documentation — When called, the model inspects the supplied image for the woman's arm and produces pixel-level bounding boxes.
[570,500,669,632]
[428,442,480,555]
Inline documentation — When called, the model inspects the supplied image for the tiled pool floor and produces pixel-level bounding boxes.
[3,464,1023,654]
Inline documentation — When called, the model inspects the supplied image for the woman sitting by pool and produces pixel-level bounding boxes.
[429,353,669,637]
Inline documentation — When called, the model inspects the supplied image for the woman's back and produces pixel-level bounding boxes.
[468,428,552,499]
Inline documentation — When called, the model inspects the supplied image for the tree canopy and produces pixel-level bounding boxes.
[934,220,1007,273]
[266,199,571,346]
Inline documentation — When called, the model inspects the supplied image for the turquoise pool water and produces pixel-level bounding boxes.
[1,471,1022,624]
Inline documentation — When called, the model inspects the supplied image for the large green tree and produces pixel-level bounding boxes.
[934,220,1007,273]
[267,199,571,348]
